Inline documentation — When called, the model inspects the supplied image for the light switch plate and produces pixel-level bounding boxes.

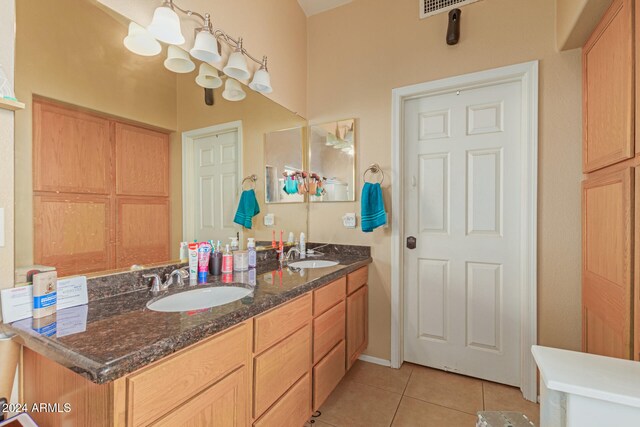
[343,213,357,229]
[0,207,4,247]
[264,213,275,227]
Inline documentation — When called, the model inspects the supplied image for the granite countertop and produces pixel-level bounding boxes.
[1,244,371,384]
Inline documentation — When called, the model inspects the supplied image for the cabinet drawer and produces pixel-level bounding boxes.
[254,324,311,418]
[254,293,312,354]
[151,367,247,427]
[313,340,346,411]
[313,300,346,364]
[127,322,249,427]
[314,277,346,316]
[347,266,368,295]
[253,373,311,427]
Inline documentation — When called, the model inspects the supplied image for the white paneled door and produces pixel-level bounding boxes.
[193,129,239,243]
[403,80,522,386]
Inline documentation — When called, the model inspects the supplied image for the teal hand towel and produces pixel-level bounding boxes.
[361,182,387,232]
[234,189,260,229]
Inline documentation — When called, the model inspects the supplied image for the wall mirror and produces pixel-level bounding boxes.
[309,119,356,202]
[13,0,308,280]
[264,127,306,204]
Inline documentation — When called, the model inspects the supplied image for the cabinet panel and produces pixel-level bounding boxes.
[254,293,312,354]
[116,197,170,268]
[635,168,640,361]
[253,373,311,427]
[151,367,247,427]
[313,340,346,411]
[583,0,634,172]
[347,266,368,295]
[313,300,346,364]
[115,123,170,197]
[34,194,112,276]
[128,323,249,426]
[313,277,346,316]
[33,100,111,194]
[253,324,311,419]
[582,168,633,358]
[346,285,368,369]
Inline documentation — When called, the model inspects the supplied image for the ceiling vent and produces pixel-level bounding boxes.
[420,0,481,19]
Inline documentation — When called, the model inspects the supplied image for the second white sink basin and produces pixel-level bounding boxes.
[288,260,339,269]
[147,286,252,312]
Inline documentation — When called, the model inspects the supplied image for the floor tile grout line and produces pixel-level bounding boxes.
[342,378,408,396]
[388,365,415,426]
[482,381,486,410]
[400,393,482,417]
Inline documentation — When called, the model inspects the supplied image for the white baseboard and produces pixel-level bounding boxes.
[358,354,392,367]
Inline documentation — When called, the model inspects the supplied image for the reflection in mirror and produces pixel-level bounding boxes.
[309,119,356,202]
[264,127,306,204]
[14,0,307,279]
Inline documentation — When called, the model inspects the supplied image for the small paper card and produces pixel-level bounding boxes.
[1,285,33,323]
[57,276,88,310]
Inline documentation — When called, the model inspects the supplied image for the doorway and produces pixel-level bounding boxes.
[391,61,538,401]
[182,121,243,244]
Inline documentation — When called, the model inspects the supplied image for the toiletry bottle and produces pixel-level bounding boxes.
[288,231,294,244]
[179,242,188,263]
[299,232,306,259]
[188,242,199,282]
[222,244,234,273]
[247,238,257,268]
[33,270,57,319]
[230,236,239,251]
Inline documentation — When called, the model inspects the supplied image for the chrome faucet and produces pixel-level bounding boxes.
[284,245,301,264]
[143,268,188,292]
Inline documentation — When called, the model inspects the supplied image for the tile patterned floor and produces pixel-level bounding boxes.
[308,361,539,427]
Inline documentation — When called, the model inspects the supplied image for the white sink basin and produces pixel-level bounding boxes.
[288,260,339,269]
[147,286,252,312]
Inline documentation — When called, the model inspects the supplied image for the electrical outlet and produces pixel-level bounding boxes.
[343,213,357,229]
[263,213,275,227]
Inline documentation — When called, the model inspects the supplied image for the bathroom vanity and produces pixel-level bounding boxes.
[3,246,370,426]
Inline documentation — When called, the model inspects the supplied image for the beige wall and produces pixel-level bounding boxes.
[13,0,178,269]
[556,0,612,50]
[307,0,584,360]
[175,74,308,244]
[0,0,15,285]
[99,0,307,117]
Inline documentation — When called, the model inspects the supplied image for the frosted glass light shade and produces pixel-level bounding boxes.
[249,68,272,93]
[124,22,161,56]
[223,51,250,80]
[147,6,185,45]
[195,63,223,89]
[190,31,222,63]
[164,45,195,73]
[222,78,246,101]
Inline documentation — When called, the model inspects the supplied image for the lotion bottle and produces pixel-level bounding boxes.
[222,244,234,273]
[247,238,257,268]
[299,232,306,259]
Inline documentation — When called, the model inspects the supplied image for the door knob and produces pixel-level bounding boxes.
[406,236,416,249]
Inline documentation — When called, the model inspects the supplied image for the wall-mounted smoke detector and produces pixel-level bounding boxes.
[420,0,481,19]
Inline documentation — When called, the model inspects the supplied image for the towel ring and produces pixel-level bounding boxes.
[363,163,384,185]
[241,174,257,190]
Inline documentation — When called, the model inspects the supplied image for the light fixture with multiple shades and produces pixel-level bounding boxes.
[124,0,273,102]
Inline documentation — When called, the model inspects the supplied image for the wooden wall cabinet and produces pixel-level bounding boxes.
[582,0,640,361]
[582,0,634,172]
[22,268,370,426]
[32,99,171,275]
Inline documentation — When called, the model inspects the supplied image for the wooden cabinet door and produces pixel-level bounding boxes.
[151,367,247,427]
[115,197,170,268]
[34,194,112,276]
[33,100,111,194]
[346,285,368,369]
[635,168,640,361]
[583,0,634,172]
[115,123,170,197]
[582,168,633,358]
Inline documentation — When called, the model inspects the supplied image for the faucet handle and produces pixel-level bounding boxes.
[143,273,162,292]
